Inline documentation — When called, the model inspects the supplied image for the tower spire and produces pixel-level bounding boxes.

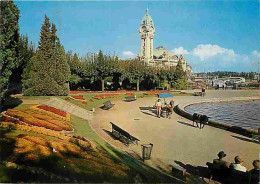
[146,7,149,14]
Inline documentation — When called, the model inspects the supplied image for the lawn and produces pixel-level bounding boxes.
[59,91,191,111]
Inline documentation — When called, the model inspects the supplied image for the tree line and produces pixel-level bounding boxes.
[0,1,187,100]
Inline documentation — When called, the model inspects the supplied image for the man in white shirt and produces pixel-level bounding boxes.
[229,156,248,172]
[155,99,162,118]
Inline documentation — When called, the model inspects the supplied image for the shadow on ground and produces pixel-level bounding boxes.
[177,121,197,128]
[97,142,183,183]
[0,97,22,112]
[174,160,210,183]
[231,135,256,143]
[141,111,157,117]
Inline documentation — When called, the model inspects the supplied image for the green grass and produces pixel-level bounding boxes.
[69,115,106,145]
[17,96,54,99]
[60,92,151,111]
[14,104,35,111]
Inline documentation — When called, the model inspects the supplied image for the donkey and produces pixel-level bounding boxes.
[193,113,208,129]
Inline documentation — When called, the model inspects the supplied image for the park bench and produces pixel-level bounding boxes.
[125,96,136,102]
[193,92,202,96]
[110,122,140,146]
[206,162,257,184]
[102,100,114,110]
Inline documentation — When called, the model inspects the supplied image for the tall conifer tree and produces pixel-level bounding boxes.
[173,60,187,90]
[0,1,20,97]
[23,15,70,96]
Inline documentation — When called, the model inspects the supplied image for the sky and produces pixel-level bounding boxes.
[15,1,260,72]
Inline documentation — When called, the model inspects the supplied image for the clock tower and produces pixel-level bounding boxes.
[139,9,155,63]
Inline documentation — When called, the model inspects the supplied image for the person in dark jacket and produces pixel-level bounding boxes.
[212,151,230,181]
[249,160,259,184]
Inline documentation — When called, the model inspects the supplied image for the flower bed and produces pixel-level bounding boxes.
[92,94,121,100]
[13,135,86,161]
[5,109,72,131]
[37,105,67,117]
[30,105,70,122]
[0,122,96,150]
[125,93,135,97]
[146,90,172,95]
[71,95,85,101]
[29,111,72,131]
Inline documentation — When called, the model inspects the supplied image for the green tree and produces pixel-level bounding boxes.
[0,1,20,98]
[68,53,86,89]
[121,59,146,91]
[9,35,35,91]
[48,41,70,95]
[173,60,187,90]
[23,15,70,96]
[94,50,116,91]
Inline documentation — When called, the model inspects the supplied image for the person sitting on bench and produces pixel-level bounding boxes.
[212,151,230,180]
[249,159,259,184]
[229,156,248,172]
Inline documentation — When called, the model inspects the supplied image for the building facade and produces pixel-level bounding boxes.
[138,9,192,74]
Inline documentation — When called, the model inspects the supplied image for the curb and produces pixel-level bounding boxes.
[176,97,259,138]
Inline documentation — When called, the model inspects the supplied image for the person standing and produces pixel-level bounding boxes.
[202,87,206,97]
[155,99,162,118]
[166,100,174,119]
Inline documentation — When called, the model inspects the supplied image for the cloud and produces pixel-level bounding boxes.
[191,44,235,61]
[122,51,135,58]
[252,50,260,58]
[172,47,189,55]
[180,44,255,72]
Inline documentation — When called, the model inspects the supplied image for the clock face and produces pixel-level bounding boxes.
[142,26,147,33]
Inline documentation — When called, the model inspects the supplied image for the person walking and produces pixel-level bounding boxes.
[155,99,162,118]
[202,87,206,97]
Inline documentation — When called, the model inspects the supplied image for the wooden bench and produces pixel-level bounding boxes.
[125,96,136,102]
[110,122,140,146]
[102,100,114,110]
[206,162,254,183]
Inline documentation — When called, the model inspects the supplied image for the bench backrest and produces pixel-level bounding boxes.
[110,122,140,141]
[111,122,131,138]
[104,101,112,106]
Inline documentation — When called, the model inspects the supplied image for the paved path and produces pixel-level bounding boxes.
[43,97,93,120]
[89,90,260,172]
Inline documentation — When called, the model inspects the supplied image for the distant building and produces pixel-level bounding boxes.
[138,9,192,74]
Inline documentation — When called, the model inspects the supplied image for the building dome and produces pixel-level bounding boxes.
[141,9,154,26]
[153,46,174,58]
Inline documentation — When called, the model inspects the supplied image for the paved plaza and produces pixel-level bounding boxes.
[90,90,260,172]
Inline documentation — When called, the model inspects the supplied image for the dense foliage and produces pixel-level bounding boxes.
[0,1,20,97]
[22,16,70,96]
[66,54,188,91]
